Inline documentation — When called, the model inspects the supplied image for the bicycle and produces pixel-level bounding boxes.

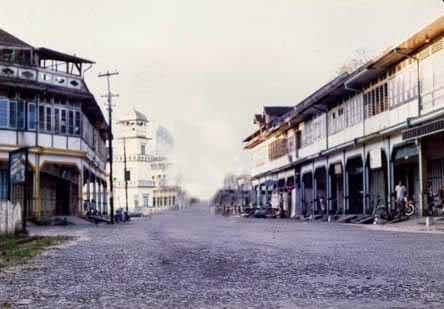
[372,195,396,224]
[372,195,415,224]
[427,193,443,217]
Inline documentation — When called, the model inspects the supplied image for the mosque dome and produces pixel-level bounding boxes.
[120,108,148,122]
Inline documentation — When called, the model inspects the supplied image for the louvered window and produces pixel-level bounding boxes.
[268,138,287,160]
[364,82,388,118]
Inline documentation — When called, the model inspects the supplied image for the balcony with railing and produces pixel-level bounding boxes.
[0,46,93,93]
[0,61,85,93]
[115,179,156,188]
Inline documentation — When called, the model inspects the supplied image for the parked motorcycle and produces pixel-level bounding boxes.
[403,197,416,217]
[253,207,267,218]
[427,193,444,216]
[114,208,130,223]
[240,207,255,218]
[373,196,415,224]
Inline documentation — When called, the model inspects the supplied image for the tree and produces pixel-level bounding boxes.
[336,49,372,75]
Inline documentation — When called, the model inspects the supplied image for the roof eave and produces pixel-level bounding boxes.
[36,47,95,64]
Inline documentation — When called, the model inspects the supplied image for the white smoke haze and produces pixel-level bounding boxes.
[0,0,441,198]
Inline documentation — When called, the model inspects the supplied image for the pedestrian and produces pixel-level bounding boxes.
[84,200,89,214]
[395,180,407,216]
[121,207,126,222]
[279,192,284,218]
[283,191,289,218]
[395,180,407,199]
[319,196,326,216]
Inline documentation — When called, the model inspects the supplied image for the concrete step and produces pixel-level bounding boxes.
[337,215,358,223]
[387,217,409,224]
[312,214,323,221]
[55,216,94,225]
[354,215,374,224]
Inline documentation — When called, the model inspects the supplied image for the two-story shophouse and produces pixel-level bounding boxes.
[244,16,444,218]
[0,28,109,219]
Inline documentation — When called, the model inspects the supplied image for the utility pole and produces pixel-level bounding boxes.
[123,137,129,213]
[98,71,119,224]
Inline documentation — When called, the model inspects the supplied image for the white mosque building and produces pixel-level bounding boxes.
[113,109,185,214]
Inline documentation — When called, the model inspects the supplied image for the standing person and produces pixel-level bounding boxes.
[283,191,289,218]
[279,192,284,218]
[395,180,407,216]
[319,196,326,216]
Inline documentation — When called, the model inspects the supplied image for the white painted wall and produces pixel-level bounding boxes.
[0,201,21,235]
[298,138,326,159]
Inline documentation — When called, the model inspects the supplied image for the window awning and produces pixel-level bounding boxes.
[393,144,418,161]
[277,179,286,187]
[262,179,276,187]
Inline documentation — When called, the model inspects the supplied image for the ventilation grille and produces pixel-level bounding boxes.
[402,118,444,140]
[417,48,431,61]
[416,37,444,61]
[431,38,443,54]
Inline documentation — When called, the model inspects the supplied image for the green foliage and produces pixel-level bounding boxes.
[0,235,72,269]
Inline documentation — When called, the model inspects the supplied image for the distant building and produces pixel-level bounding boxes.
[211,174,252,215]
[153,186,186,210]
[0,28,108,218]
[113,109,184,214]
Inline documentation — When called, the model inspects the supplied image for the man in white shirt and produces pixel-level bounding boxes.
[395,180,407,200]
[395,180,407,216]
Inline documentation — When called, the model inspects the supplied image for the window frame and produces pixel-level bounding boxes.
[54,107,60,134]
[9,100,17,129]
[0,98,9,128]
[68,110,74,135]
[60,108,67,134]
[38,105,45,131]
[74,110,81,136]
[17,100,25,130]
[28,102,36,131]
[45,105,52,132]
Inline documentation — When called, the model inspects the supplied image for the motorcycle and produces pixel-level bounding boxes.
[374,196,415,224]
[403,197,416,217]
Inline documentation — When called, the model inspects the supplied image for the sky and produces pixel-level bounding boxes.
[0,1,442,198]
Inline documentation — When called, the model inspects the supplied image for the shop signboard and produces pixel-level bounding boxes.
[370,149,382,169]
[9,148,28,185]
[8,147,29,233]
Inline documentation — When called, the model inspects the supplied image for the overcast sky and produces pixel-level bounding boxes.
[1,1,442,198]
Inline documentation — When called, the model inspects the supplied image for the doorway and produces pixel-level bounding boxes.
[346,157,363,214]
[329,163,344,215]
[56,178,70,216]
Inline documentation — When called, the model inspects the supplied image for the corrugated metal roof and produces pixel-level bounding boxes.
[263,106,292,117]
[36,47,94,64]
[0,28,32,48]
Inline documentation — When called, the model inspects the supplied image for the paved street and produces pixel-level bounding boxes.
[1,204,444,308]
